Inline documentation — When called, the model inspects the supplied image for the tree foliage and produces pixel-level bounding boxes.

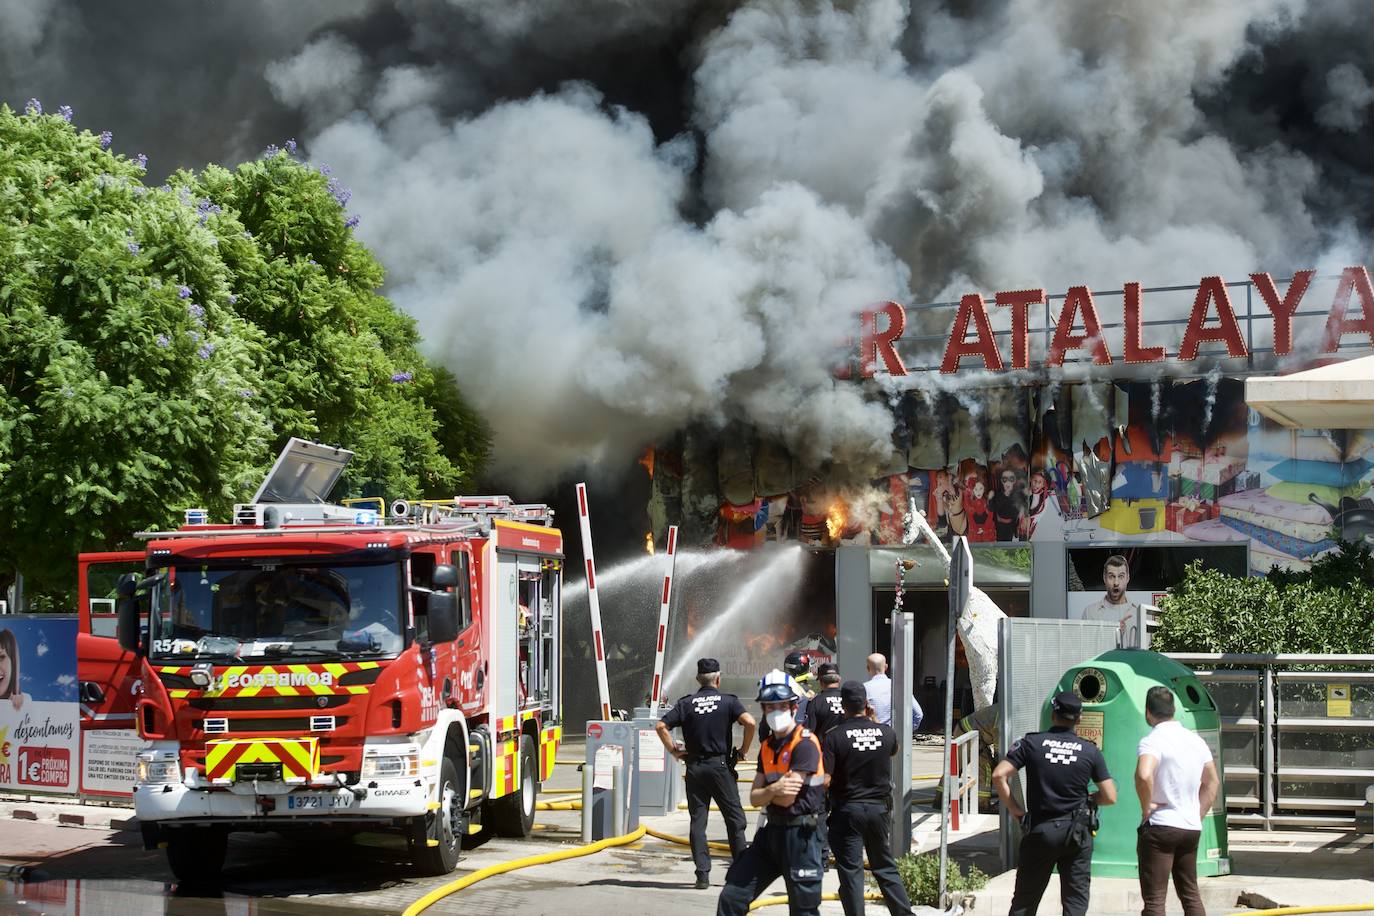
[0,105,488,602]
[1153,541,1374,655]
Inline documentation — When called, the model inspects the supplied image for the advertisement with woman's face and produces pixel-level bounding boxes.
[0,617,79,794]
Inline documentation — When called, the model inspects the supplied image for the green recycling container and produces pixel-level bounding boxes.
[1040,649,1230,878]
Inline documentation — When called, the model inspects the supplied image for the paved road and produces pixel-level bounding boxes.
[0,742,955,915]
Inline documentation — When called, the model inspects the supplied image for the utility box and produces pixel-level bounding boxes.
[584,720,640,840]
[633,708,683,817]
[1045,649,1230,878]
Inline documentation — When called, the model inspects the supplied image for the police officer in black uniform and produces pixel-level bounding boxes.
[823,680,915,916]
[991,692,1118,916]
[657,658,756,889]
[717,670,826,916]
[804,663,846,738]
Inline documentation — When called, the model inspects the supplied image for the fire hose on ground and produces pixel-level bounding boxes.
[749,891,886,911]
[1222,908,1374,916]
[400,824,648,916]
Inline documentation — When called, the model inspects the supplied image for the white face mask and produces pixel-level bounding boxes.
[765,709,795,734]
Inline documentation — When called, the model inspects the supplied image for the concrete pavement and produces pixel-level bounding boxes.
[2,737,1373,914]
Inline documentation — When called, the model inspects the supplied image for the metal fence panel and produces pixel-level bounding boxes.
[1168,654,1374,830]
[998,618,1121,866]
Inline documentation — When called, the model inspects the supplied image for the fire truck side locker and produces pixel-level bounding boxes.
[584,720,639,839]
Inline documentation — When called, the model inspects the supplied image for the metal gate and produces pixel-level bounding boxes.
[1168,653,1374,830]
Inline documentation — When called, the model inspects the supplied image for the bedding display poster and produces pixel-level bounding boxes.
[0,617,80,794]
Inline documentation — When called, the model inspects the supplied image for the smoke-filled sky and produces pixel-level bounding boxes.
[5,0,1374,483]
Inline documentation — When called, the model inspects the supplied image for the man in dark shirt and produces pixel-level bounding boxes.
[804,663,846,737]
[823,681,914,916]
[658,658,756,889]
[716,670,825,916]
[992,692,1118,916]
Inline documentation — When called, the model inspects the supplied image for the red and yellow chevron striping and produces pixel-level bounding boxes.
[204,737,319,783]
[157,662,381,699]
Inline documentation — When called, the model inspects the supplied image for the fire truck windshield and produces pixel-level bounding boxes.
[149,560,404,661]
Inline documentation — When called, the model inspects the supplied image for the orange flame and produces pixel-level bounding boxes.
[638,447,655,478]
[644,532,655,554]
[826,500,848,540]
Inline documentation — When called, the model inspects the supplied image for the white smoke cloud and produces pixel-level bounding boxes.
[0,0,57,60]
[265,34,367,127]
[18,0,1351,484]
[310,84,907,481]
[1318,63,1374,132]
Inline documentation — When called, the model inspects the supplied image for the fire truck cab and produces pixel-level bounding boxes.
[91,439,563,882]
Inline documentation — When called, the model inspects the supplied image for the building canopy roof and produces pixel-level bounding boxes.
[1246,354,1374,429]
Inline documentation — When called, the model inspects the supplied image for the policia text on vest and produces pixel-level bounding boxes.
[657,658,757,889]
[992,691,1118,916]
[717,670,827,916]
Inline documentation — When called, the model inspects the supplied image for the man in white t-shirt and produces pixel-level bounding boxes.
[1134,686,1220,916]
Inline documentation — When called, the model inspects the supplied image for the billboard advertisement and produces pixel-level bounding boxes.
[0,616,79,794]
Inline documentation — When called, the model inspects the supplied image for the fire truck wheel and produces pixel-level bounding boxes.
[414,757,463,875]
[165,826,228,886]
[488,735,536,838]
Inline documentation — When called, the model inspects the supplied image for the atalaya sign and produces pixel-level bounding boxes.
[843,266,1374,377]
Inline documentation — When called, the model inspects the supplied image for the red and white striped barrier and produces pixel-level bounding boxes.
[575,483,612,721]
[647,525,679,716]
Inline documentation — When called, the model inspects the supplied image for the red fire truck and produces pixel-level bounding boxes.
[77,439,564,883]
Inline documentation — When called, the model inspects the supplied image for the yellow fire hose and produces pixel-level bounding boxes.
[1224,908,1374,916]
[401,824,648,916]
[751,892,884,910]
[644,826,734,853]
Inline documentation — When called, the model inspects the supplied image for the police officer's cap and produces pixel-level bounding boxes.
[1051,691,1083,721]
[839,680,867,710]
[816,662,839,679]
[697,657,721,675]
[757,668,799,703]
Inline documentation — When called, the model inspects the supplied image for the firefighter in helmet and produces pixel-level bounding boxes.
[785,650,818,698]
[716,669,826,916]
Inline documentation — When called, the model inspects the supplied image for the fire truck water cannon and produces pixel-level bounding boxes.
[102,438,565,884]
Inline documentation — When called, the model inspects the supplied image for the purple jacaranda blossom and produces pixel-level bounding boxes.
[178,285,192,299]
[62,386,74,398]
[344,215,360,229]
[99,130,112,149]
[239,389,254,399]
[187,303,205,320]
[24,99,40,115]
[285,138,297,154]
[135,153,147,170]
[198,343,215,360]
[227,294,238,306]
[58,105,73,122]
[155,333,170,348]
[391,371,413,384]
[326,177,351,207]
[187,330,200,344]
[127,242,141,255]
[132,186,145,197]
[242,231,253,240]
[263,144,279,158]
[319,164,332,175]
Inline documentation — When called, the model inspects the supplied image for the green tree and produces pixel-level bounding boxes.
[0,102,273,599]
[0,106,489,606]
[184,151,488,499]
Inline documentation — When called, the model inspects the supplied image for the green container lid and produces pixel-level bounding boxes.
[1039,649,1230,878]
